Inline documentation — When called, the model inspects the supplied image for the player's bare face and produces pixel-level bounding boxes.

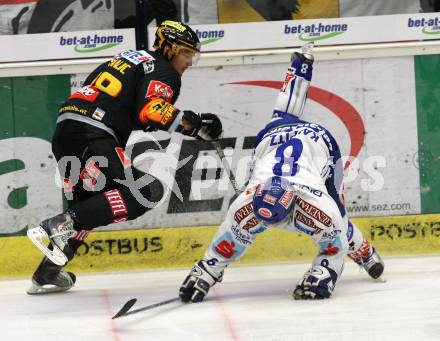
[170,48,196,75]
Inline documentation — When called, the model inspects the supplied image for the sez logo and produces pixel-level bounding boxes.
[226,80,365,163]
[60,34,124,53]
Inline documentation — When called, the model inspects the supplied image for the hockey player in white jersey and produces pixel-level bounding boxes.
[179,45,384,302]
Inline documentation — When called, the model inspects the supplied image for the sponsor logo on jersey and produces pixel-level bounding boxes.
[120,50,155,65]
[69,85,99,102]
[103,189,128,223]
[295,196,332,227]
[322,229,341,240]
[234,202,253,224]
[293,183,323,197]
[281,70,294,92]
[231,226,252,245]
[320,243,340,256]
[143,61,155,74]
[139,98,177,126]
[294,210,323,234]
[146,80,174,101]
[242,217,261,232]
[92,107,105,121]
[214,240,236,259]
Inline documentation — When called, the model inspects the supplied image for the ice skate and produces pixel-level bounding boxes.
[27,212,75,266]
[349,243,385,279]
[27,257,76,295]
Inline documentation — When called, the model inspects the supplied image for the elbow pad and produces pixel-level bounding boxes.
[138,98,182,132]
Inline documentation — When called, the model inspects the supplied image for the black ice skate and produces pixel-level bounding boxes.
[27,212,75,266]
[27,257,76,295]
[348,241,385,279]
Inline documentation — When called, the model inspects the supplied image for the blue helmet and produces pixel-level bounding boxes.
[253,176,296,225]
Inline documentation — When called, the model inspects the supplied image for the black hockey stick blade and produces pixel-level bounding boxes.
[112,298,137,319]
[112,297,180,319]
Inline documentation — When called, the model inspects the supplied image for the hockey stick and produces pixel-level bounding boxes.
[112,142,238,320]
[112,297,180,319]
[212,140,241,195]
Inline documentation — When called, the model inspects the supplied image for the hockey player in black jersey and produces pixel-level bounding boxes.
[26,20,222,294]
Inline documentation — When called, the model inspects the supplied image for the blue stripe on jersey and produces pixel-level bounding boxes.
[322,129,346,217]
[285,77,296,113]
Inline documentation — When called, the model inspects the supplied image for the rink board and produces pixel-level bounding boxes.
[1,213,439,278]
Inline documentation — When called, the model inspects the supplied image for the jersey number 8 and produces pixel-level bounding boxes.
[272,138,303,177]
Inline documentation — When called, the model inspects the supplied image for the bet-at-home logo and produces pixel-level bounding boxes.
[195,29,225,45]
[60,34,124,53]
[284,22,348,41]
[408,17,440,35]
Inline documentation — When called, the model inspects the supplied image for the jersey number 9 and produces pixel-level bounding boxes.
[92,71,122,98]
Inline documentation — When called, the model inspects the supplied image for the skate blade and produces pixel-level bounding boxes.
[27,280,72,295]
[374,275,387,283]
[27,226,68,266]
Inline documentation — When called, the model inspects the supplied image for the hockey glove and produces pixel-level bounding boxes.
[179,260,222,303]
[180,110,202,137]
[291,51,314,66]
[197,113,223,141]
[293,265,338,300]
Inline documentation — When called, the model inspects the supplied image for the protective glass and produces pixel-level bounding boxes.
[173,44,201,65]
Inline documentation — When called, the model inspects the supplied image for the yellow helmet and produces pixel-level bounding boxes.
[153,20,201,54]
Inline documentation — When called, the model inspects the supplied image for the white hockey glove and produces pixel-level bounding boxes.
[179,260,223,303]
[293,265,338,300]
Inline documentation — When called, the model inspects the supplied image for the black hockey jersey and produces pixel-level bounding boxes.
[58,49,182,146]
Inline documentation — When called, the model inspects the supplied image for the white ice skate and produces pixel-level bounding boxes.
[27,213,75,266]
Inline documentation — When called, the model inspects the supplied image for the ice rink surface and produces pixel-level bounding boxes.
[1,255,440,341]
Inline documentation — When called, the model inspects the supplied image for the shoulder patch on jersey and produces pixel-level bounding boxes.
[146,80,174,101]
[120,50,155,65]
[143,60,155,74]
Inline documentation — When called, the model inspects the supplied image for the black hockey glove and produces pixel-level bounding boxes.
[197,113,223,141]
[293,265,338,300]
[179,260,222,303]
[180,110,202,137]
